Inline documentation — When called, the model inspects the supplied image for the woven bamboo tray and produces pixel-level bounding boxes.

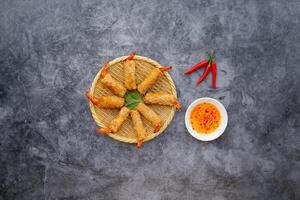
[88,55,177,144]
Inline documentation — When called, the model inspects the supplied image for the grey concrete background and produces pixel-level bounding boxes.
[1,0,300,199]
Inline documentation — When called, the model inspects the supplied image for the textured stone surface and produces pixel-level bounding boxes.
[1,0,300,199]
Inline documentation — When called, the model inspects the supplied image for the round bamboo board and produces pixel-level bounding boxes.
[88,55,177,144]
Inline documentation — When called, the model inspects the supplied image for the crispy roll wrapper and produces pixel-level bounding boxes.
[131,110,147,147]
[97,96,124,109]
[137,68,162,94]
[100,73,126,97]
[124,60,137,90]
[144,92,177,106]
[109,107,130,132]
[136,102,162,132]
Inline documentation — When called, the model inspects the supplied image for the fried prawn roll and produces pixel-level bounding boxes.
[124,52,136,90]
[137,66,172,94]
[85,92,124,109]
[130,110,147,148]
[97,107,130,134]
[136,102,162,133]
[100,61,127,97]
[143,92,181,111]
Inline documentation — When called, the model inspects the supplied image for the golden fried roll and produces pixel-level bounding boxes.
[97,107,130,134]
[130,110,147,148]
[97,96,124,109]
[136,102,162,133]
[137,68,161,95]
[100,73,126,97]
[124,60,136,90]
[143,92,181,111]
[137,66,172,94]
[85,92,124,109]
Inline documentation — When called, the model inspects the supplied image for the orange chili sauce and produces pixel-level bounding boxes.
[190,102,221,134]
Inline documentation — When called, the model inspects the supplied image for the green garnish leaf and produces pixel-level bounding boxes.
[124,90,143,110]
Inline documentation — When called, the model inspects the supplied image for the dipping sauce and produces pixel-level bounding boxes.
[190,102,221,134]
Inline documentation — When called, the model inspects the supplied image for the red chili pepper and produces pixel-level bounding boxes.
[211,61,217,89]
[184,51,217,88]
[196,61,211,87]
[184,60,208,75]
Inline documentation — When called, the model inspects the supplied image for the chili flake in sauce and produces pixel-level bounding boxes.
[190,102,221,134]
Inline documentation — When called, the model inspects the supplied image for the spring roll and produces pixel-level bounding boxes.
[85,92,124,109]
[136,102,162,133]
[98,107,130,134]
[131,110,147,148]
[137,66,171,94]
[137,68,162,95]
[124,60,136,90]
[98,96,124,108]
[143,92,181,111]
[100,73,126,97]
